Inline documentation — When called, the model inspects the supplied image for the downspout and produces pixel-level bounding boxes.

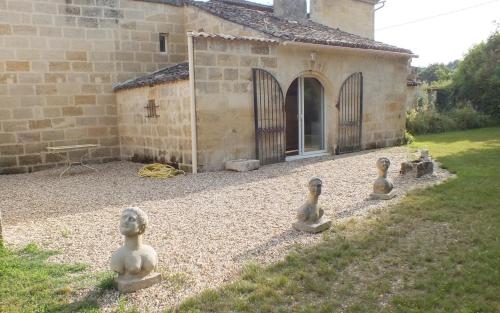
[188,33,198,174]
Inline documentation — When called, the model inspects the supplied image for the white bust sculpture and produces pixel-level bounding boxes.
[293,178,331,233]
[110,207,161,293]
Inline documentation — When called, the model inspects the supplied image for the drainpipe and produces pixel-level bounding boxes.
[188,33,198,174]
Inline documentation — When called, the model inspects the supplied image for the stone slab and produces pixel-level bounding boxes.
[416,161,434,177]
[400,161,415,175]
[370,190,397,200]
[400,160,434,178]
[116,272,161,293]
[293,217,332,233]
[225,159,260,172]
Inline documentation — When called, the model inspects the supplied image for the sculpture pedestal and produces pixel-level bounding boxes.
[293,217,332,233]
[369,190,397,200]
[116,272,161,293]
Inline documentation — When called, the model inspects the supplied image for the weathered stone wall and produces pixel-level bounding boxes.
[276,46,410,151]
[0,0,187,174]
[274,0,307,21]
[193,36,279,171]
[406,84,423,110]
[116,80,192,169]
[310,0,376,39]
[193,38,410,170]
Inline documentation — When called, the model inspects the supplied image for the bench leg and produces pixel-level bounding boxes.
[80,148,97,171]
[59,158,73,178]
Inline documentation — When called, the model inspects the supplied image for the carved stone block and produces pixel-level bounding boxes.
[225,159,260,172]
[416,161,433,177]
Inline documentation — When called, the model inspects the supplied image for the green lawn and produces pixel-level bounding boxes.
[174,127,500,313]
[0,243,113,312]
[1,128,499,312]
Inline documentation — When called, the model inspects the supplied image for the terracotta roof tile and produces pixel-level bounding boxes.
[188,0,413,54]
[113,62,189,91]
[189,31,279,43]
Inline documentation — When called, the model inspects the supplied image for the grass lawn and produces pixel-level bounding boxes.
[175,127,500,313]
[0,243,114,312]
[1,127,499,312]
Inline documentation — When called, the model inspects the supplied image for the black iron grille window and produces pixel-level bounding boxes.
[145,99,159,118]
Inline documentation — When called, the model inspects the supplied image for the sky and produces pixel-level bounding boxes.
[245,0,500,67]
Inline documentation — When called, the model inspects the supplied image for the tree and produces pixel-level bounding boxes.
[452,32,500,116]
[418,62,455,84]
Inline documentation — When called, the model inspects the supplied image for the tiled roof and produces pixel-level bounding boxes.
[189,31,279,43]
[212,0,273,12]
[113,62,189,91]
[135,0,184,6]
[188,0,413,54]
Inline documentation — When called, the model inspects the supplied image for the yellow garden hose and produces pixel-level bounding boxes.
[138,163,185,179]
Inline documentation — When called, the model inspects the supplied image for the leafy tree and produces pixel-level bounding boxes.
[452,31,500,116]
[418,63,455,83]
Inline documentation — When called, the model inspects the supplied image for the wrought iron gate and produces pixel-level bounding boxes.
[252,68,286,165]
[336,72,363,154]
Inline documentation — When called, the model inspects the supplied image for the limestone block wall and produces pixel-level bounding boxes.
[275,45,410,150]
[116,81,192,168]
[193,36,278,171]
[0,0,187,174]
[406,84,423,110]
[310,0,375,39]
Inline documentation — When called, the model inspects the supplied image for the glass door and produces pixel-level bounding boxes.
[285,76,325,158]
[302,77,324,154]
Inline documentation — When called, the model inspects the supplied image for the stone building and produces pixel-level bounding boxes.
[0,0,416,174]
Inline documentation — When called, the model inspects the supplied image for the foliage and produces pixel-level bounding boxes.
[403,130,415,144]
[416,31,499,117]
[406,108,457,134]
[449,105,494,130]
[451,31,500,117]
[418,62,456,84]
[433,84,454,112]
[406,106,494,135]
[173,128,500,313]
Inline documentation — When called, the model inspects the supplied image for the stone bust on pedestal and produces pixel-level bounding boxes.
[370,157,396,200]
[293,178,332,233]
[110,207,161,293]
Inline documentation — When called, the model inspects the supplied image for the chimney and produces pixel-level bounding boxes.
[274,0,307,21]
[310,0,378,39]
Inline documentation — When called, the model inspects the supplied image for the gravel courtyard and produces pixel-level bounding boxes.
[1,147,451,311]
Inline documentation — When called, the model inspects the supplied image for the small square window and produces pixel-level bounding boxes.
[159,33,168,53]
[145,99,159,118]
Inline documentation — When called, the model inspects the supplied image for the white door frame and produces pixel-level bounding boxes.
[286,76,326,161]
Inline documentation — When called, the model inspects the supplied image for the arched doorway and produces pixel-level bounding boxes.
[285,76,325,157]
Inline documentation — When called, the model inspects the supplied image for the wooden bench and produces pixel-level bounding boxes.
[47,144,100,178]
